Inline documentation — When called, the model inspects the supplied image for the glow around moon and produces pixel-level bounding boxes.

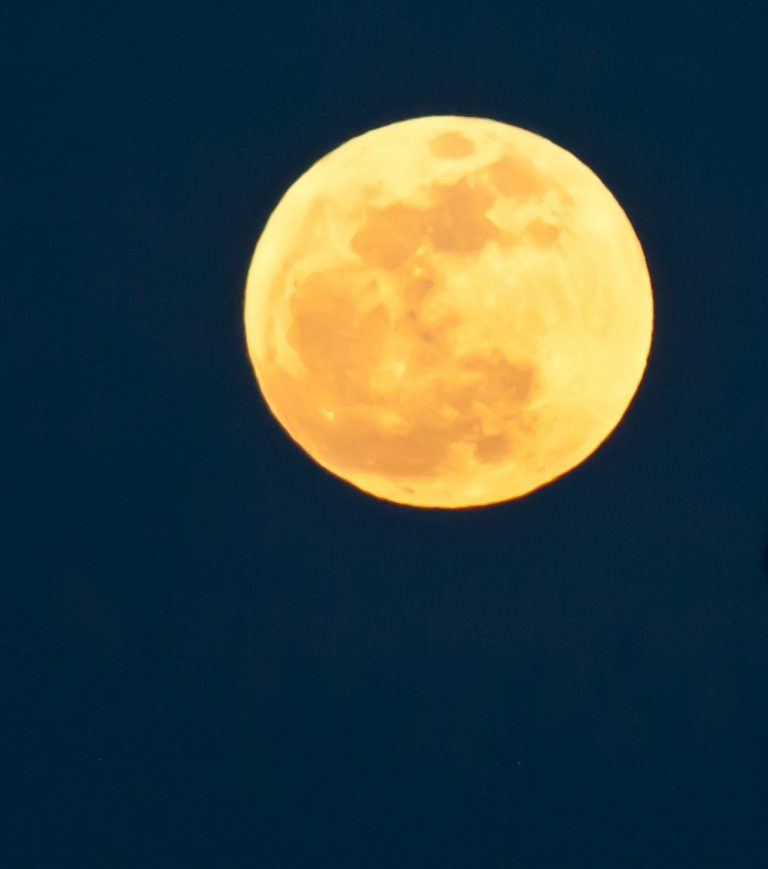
[244,116,653,508]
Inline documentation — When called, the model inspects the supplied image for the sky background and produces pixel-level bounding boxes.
[9,2,768,866]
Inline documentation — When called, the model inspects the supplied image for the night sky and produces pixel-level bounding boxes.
[10,3,768,866]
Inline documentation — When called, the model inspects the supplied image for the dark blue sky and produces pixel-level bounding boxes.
[9,2,768,866]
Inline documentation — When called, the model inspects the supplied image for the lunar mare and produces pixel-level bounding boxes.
[244,116,653,508]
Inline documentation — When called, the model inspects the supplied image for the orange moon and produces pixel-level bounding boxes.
[244,116,653,508]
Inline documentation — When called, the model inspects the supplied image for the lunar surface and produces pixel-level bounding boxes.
[244,116,653,508]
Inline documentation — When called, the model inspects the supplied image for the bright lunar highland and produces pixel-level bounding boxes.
[244,116,653,508]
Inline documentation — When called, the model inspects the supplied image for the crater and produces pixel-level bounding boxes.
[529,219,561,246]
[401,270,437,313]
[460,349,537,410]
[474,433,512,464]
[287,265,388,399]
[426,177,497,254]
[350,203,428,268]
[487,153,544,198]
[428,131,476,159]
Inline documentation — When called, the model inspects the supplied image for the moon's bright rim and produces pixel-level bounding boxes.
[244,116,653,508]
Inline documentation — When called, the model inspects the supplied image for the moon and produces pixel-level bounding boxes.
[244,116,653,509]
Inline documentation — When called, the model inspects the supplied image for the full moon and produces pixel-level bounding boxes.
[244,116,653,508]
